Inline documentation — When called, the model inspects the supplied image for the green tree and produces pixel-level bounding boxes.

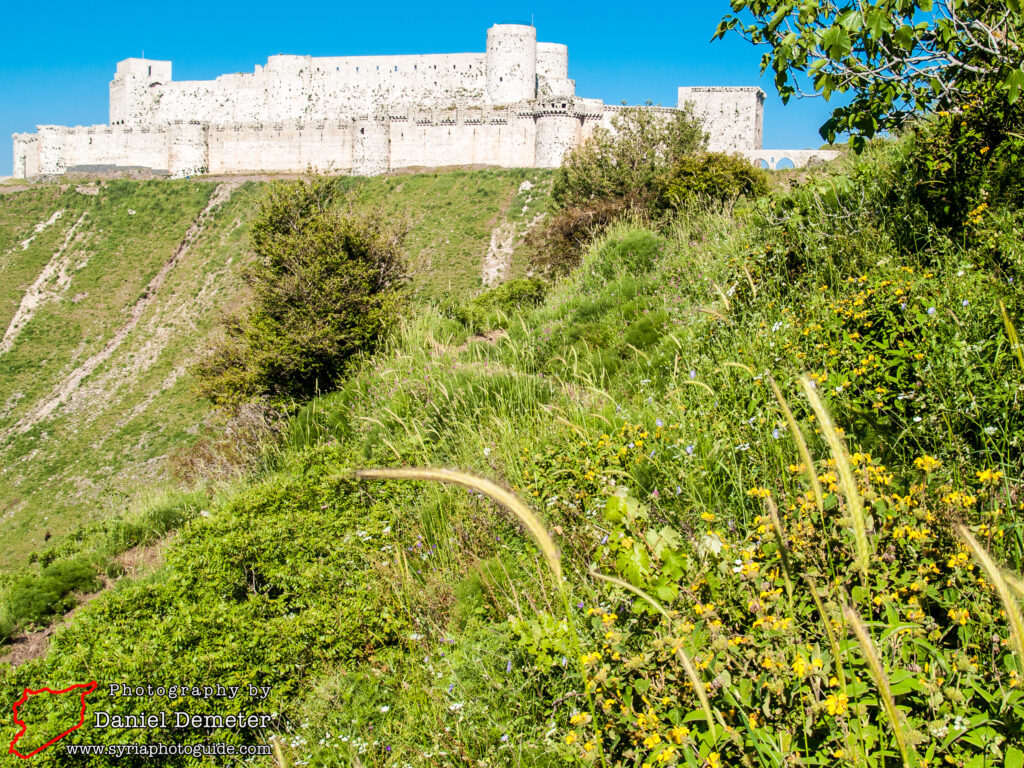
[660,152,771,213]
[552,105,708,208]
[532,106,706,277]
[716,1,1024,148]
[194,175,407,411]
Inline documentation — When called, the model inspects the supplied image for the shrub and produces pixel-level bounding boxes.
[440,278,549,332]
[660,152,770,213]
[531,107,705,277]
[476,277,548,313]
[552,106,707,210]
[584,229,665,282]
[622,311,668,351]
[193,174,407,411]
[0,613,13,644]
[907,85,1024,230]
[5,558,100,627]
[40,559,101,594]
[527,197,632,278]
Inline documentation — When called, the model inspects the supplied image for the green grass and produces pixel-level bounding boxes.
[2,147,1023,767]
[0,170,552,571]
[343,168,553,298]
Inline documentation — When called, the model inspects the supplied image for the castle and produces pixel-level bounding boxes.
[12,24,836,178]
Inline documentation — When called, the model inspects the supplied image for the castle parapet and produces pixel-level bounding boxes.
[12,25,834,180]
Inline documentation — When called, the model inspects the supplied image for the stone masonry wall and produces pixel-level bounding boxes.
[12,24,837,179]
[677,87,764,152]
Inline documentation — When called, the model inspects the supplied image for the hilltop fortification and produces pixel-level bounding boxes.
[12,24,835,178]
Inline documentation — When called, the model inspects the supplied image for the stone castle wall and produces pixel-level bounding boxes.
[677,87,764,153]
[13,24,837,179]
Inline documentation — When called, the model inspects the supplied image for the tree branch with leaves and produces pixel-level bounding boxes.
[716,0,1024,147]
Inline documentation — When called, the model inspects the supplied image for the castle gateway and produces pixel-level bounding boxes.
[12,24,836,178]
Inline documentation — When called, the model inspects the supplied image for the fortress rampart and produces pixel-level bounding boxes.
[12,24,837,178]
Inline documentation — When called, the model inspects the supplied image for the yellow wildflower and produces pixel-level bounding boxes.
[824,693,849,716]
[669,726,690,744]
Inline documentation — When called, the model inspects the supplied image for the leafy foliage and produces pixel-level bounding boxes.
[717,1,1024,147]
[541,452,1024,767]
[193,175,407,411]
[908,85,1024,228]
[6,558,99,627]
[0,444,411,765]
[531,107,706,277]
[552,106,707,210]
[660,152,771,213]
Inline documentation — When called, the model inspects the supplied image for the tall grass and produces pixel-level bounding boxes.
[589,567,715,731]
[843,605,916,768]
[800,374,871,586]
[958,524,1024,669]
[355,468,562,586]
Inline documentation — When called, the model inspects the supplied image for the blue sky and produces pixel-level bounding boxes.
[0,1,842,176]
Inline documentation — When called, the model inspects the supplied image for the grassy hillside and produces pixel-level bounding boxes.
[0,170,552,570]
[1,140,1022,766]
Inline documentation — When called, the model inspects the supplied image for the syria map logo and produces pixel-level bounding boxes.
[8,681,97,758]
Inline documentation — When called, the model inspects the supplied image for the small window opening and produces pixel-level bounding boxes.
[148,66,152,76]
[395,65,398,71]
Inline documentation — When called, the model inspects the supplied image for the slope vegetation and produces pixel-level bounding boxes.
[2,142,1022,767]
[0,170,551,569]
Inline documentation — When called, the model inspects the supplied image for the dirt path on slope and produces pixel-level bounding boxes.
[482,222,517,286]
[481,180,544,286]
[12,209,65,253]
[1,212,87,354]
[6,183,239,437]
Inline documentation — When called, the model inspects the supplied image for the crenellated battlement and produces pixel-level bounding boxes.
[12,24,836,179]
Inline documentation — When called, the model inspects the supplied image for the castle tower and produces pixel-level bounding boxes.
[536,42,574,98]
[677,87,765,151]
[535,112,580,168]
[486,24,537,105]
[109,58,172,126]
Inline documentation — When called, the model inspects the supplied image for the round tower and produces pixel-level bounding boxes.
[536,43,568,80]
[536,42,574,98]
[486,24,537,105]
[535,113,581,168]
